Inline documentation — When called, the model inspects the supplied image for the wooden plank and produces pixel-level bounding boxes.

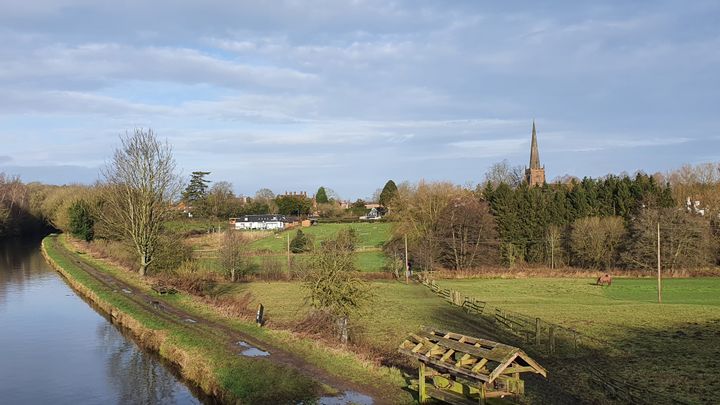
[425,386,480,405]
[416,331,517,362]
[501,366,539,374]
[398,348,490,382]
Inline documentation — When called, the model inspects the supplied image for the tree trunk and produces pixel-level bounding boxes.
[139,256,150,276]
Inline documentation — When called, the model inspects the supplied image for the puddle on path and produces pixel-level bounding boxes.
[236,341,270,357]
[318,391,373,405]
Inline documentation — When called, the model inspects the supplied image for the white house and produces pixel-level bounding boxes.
[230,214,299,230]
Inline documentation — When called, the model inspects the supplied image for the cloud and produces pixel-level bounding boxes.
[0,43,317,91]
[0,156,12,164]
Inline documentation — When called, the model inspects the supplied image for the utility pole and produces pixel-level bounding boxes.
[287,232,291,272]
[404,234,409,284]
[657,222,662,304]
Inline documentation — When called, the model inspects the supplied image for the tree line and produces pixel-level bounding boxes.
[386,166,720,272]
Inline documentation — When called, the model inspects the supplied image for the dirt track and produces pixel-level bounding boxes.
[49,236,395,404]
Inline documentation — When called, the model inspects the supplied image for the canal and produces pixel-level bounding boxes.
[0,237,207,404]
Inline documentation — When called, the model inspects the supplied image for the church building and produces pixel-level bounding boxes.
[525,121,546,187]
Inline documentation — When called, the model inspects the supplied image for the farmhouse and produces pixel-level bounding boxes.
[230,214,300,230]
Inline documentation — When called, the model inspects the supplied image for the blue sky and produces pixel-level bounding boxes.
[0,1,718,199]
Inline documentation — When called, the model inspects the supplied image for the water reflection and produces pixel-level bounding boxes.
[0,238,203,404]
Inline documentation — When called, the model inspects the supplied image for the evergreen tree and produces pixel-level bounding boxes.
[182,171,211,203]
[315,187,329,204]
[290,229,312,253]
[379,180,398,207]
[68,200,94,241]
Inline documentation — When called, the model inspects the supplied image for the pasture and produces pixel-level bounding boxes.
[188,222,393,273]
[229,277,720,403]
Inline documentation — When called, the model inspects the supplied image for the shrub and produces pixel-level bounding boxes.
[219,230,255,281]
[290,229,312,253]
[68,200,95,241]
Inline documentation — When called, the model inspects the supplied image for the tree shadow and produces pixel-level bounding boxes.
[424,302,720,404]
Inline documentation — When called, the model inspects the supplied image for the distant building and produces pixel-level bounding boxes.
[230,214,300,230]
[359,207,385,221]
[525,121,546,187]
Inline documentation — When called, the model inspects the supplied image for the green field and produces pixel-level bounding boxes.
[165,218,228,234]
[227,280,489,354]
[436,278,720,343]
[229,277,720,403]
[243,222,391,272]
[249,222,392,252]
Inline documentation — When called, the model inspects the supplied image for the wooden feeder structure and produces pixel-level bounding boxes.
[399,328,547,404]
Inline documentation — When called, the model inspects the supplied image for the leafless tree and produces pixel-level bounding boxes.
[623,208,715,271]
[484,160,524,188]
[219,229,252,281]
[99,129,181,276]
[570,216,625,269]
[437,195,499,270]
[388,180,463,270]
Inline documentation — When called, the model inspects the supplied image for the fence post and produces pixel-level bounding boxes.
[548,325,555,355]
[573,330,578,356]
[535,318,541,345]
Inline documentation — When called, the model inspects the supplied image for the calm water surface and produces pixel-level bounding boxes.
[0,237,205,404]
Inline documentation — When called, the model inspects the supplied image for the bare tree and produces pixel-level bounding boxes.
[437,194,499,270]
[570,216,625,269]
[623,208,714,271]
[388,180,463,270]
[484,160,524,188]
[99,129,181,276]
[219,229,251,281]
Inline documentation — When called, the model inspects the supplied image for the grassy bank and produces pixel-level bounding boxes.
[43,234,412,404]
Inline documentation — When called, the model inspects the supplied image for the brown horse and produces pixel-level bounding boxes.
[596,274,612,286]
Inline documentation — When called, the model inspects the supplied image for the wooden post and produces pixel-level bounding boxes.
[418,362,428,403]
[535,318,541,345]
[287,232,291,273]
[573,330,578,355]
[548,325,555,355]
[256,303,264,326]
[404,234,409,284]
[550,236,555,270]
[657,222,662,304]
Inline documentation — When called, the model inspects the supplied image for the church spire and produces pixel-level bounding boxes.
[525,120,546,187]
[529,120,540,169]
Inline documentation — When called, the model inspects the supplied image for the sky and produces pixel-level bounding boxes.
[0,1,719,200]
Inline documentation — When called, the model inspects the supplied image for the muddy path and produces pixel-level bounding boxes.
[50,237,396,405]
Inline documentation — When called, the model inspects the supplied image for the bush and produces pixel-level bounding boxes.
[150,233,193,274]
[290,230,312,253]
[219,230,255,281]
[68,200,94,241]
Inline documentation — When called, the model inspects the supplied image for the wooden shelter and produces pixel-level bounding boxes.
[399,328,547,404]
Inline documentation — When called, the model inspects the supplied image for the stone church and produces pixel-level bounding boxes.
[525,121,546,187]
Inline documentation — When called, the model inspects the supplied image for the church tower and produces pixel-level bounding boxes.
[525,121,546,187]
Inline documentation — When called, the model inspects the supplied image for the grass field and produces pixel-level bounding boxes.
[226,280,491,354]
[249,222,392,252]
[226,277,720,403]
[436,278,720,343]
[189,222,392,273]
[435,277,720,404]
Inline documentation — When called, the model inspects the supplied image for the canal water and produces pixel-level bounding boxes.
[0,237,206,404]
